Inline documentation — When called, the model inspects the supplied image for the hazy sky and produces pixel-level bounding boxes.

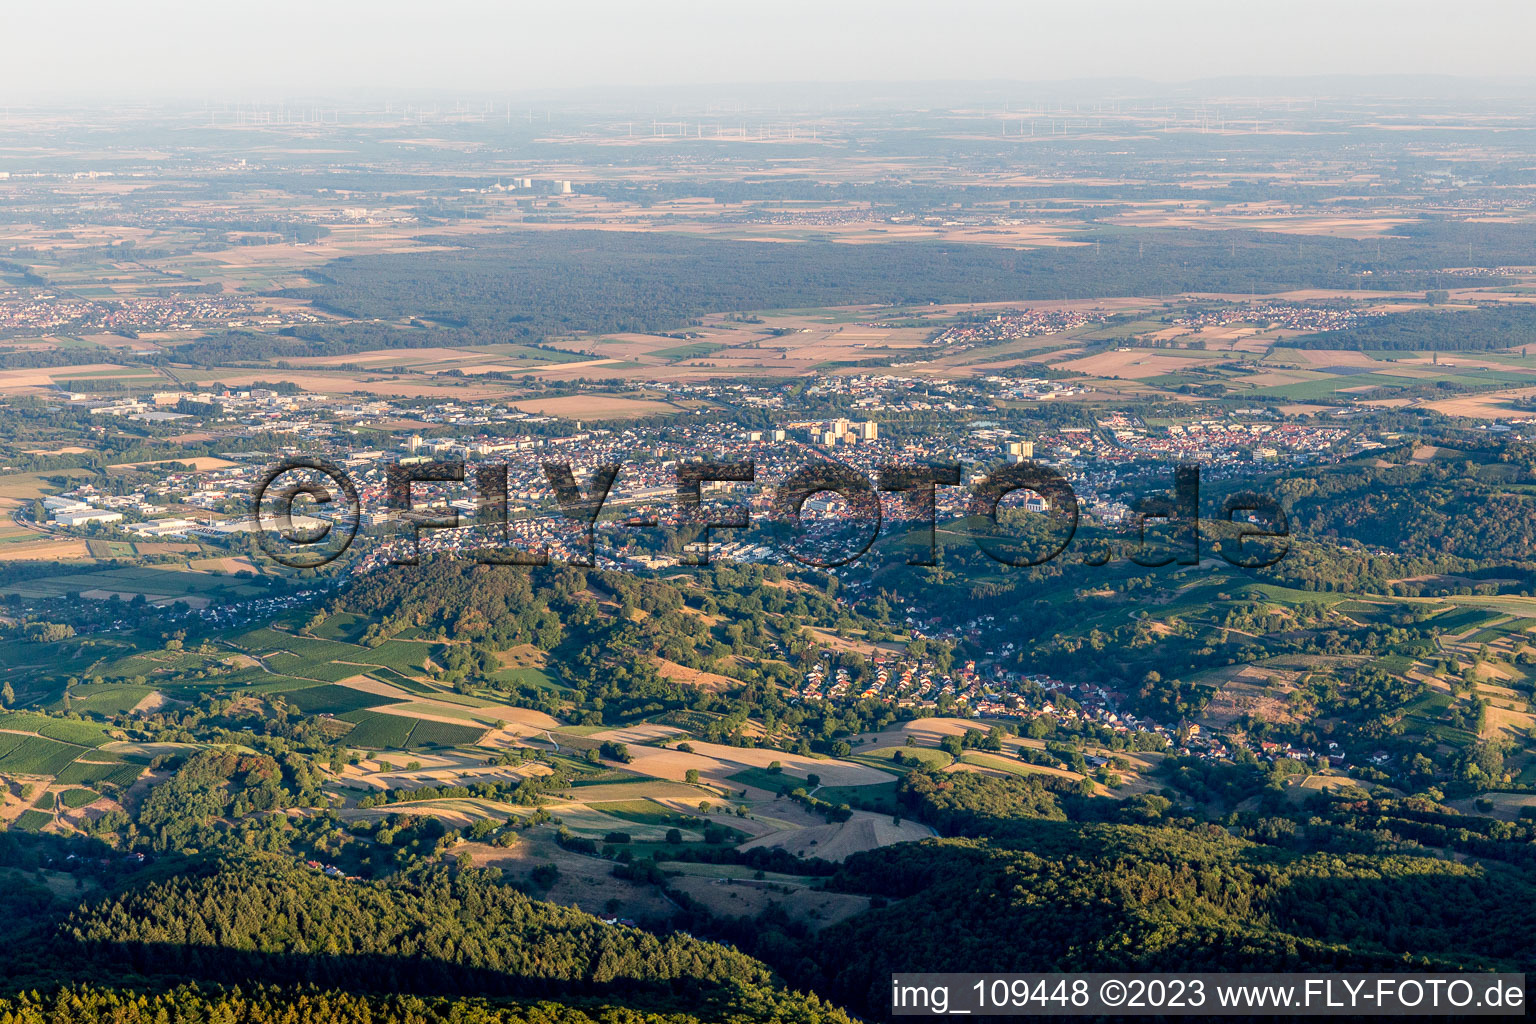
[6,0,1535,101]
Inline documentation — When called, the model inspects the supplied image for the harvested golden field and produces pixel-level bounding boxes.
[342,797,523,828]
[1425,387,1536,419]
[494,644,547,670]
[1291,775,1371,798]
[584,723,688,745]
[468,705,561,729]
[850,717,985,746]
[1288,349,1383,368]
[625,741,888,788]
[509,395,685,418]
[737,812,934,862]
[335,674,421,703]
[179,370,514,399]
[1117,210,1412,238]
[186,556,258,573]
[1481,701,1535,741]
[0,363,150,391]
[1240,370,1319,386]
[804,627,905,659]
[0,538,91,561]
[1450,791,1536,821]
[651,657,738,692]
[108,457,237,472]
[1050,349,1217,379]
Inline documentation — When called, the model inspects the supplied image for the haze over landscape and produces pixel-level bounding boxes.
[9,1,1536,97]
[0,6,1535,1024]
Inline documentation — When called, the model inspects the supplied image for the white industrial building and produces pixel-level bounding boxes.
[53,508,123,527]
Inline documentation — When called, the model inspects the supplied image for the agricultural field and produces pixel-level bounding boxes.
[335,711,418,749]
[0,734,92,776]
[587,798,702,830]
[661,864,872,930]
[0,564,265,608]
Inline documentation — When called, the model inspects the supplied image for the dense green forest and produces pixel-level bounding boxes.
[0,855,848,1023]
[1268,446,1536,563]
[0,987,748,1024]
[786,771,1536,1018]
[193,227,1504,360]
[1281,303,1536,351]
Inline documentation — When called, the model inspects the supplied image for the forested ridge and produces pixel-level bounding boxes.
[1265,444,1536,564]
[0,856,848,1023]
[0,987,742,1024]
[785,770,1536,1018]
[199,227,1510,361]
[1280,303,1536,351]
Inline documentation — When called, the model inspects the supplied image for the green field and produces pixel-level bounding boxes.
[9,810,52,832]
[247,632,365,665]
[588,799,697,828]
[236,676,322,696]
[0,734,86,775]
[266,657,372,682]
[352,640,445,674]
[728,767,811,792]
[56,758,142,788]
[404,718,486,748]
[495,666,555,688]
[1466,619,1533,645]
[819,780,900,814]
[652,341,727,361]
[280,684,388,716]
[64,684,153,716]
[337,711,417,748]
[1429,606,1505,634]
[1250,373,1413,400]
[961,751,1064,779]
[0,565,264,603]
[308,612,371,643]
[850,746,953,772]
[0,713,111,746]
[335,710,482,749]
[480,343,588,364]
[550,804,696,842]
[245,630,447,677]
